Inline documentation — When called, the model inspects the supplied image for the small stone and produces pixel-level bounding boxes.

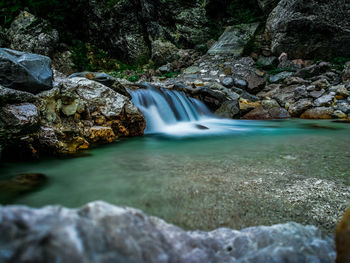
[314,94,335,107]
[269,72,294,83]
[310,89,325,99]
[221,77,234,88]
[233,78,248,89]
[333,110,347,119]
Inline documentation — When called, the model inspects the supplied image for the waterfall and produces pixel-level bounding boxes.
[129,85,256,136]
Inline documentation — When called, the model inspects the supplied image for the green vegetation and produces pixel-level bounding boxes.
[329,57,350,71]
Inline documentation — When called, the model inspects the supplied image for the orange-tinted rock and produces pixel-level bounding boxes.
[301,107,334,119]
[89,126,116,143]
[336,208,350,263]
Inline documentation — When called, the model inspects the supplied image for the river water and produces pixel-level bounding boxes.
[0,118,349,233]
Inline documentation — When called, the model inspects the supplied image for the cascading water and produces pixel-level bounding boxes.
[129,85,262,137]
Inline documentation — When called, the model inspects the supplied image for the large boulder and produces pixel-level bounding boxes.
[208,23,260,56]
[0,201,335,263]
[151,39,179,66]
[266,0,350,59]
[36,76,145,154]
[0,48,53,94]
[7,11,59,57]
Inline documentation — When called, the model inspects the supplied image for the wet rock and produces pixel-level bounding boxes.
[301,107,334,119]
[0,48,53,94]
[269,72,294,84]
[0,173,47,200]
[0,201,336,263]
[7,11,59,57]
[208,23,260,56]
[265,0,350,59]
[288,99,313,117]
[215,100,240,119]
[336,208,350,263]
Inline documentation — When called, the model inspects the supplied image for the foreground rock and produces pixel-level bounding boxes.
[266,0,350,59]
[0,201,335,263]
[0,48,53,94]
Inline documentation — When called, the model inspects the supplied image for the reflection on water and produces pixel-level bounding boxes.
[0,119,349,233]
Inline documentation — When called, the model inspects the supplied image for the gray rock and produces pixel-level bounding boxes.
[257,0,280,14]
[256,56,278,69]
[334,102,350,114]
[7,11,59,57]
[314,94,335,107]
[293,86,308,100]
[288,99,313,117]
[342,62,350,84]
[221,77,234,88]
[159,65,171,74]
[269,72,293,83]
[0,85,37,105]
[233,78,248,89]
[215,100,240,118]
[0,48,53,94]
[329,85,350,97]
[261,99,280,109]
[310,89,325,99]
[68,72,130,98]
[183,66,201,74]
[0,103,39,129]
[0,201,336,263]
[208,23,260,56]
[151,40,179,66]
[265,0,350,59]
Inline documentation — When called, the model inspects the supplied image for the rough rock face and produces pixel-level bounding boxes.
[79,0,210,63]
[266,0,350,59]
[208,23,260,56]
[34,75,146,154]
[7,11,59,57]
[0,48,53,94]
[0,201,336,263]
[151,40,179,66]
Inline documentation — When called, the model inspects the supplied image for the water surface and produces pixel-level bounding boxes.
[0,119,349,233]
